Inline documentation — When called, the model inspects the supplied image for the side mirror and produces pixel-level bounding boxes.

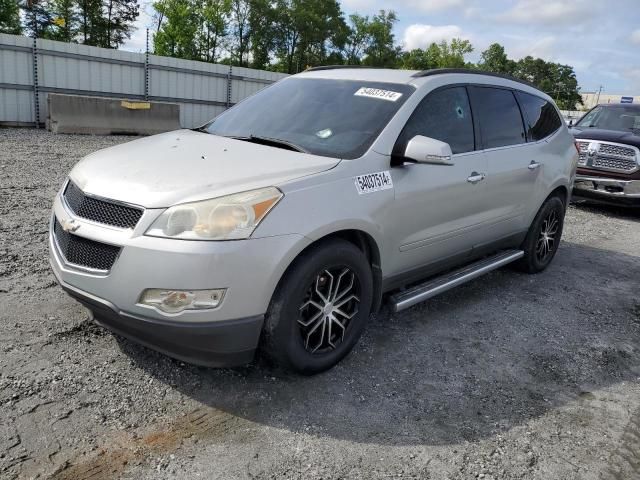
[404,135,454,166]
[568,119,574,127]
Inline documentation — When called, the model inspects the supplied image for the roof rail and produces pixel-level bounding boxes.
[304,65,373,72]
[411,68,538,89]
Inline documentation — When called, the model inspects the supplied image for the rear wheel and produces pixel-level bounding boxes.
[516,195,565,273]
[261,239,373,375]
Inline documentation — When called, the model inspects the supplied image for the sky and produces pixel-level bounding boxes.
[123,0,640,95]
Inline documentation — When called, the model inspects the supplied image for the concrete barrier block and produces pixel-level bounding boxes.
[47,94,181,135]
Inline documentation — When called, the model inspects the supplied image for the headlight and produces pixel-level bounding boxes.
[146,187,283,240]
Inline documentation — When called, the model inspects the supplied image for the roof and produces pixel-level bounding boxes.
[298,66,543,94]
[411,68,537,89]
[298,66,420,84]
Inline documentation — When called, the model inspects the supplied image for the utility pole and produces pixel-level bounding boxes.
[595,85,603,107]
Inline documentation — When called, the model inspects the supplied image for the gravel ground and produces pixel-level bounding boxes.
[1,127,640,480]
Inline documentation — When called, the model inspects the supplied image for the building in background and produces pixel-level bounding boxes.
[581,92,637,110]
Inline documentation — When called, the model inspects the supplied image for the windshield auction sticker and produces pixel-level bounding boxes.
[354,87,403,102]
[355,171,394,194]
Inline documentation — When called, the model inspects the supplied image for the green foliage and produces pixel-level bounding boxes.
[400,38,473,70]
[102,0,139,48]
[154,0,231,61]
[268,0,347,73]
[16,0,139,47]
[514,56,583,109]
[478,43,515,75]
[154,0,200,59]
[360,10,399,68]
[44,0,79,42]
[20,0,54,38]
[0,0,22,34]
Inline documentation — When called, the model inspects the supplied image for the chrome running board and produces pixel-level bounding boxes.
[390,249,524,313]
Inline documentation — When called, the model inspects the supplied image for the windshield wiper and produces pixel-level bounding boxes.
[230,135,309,153]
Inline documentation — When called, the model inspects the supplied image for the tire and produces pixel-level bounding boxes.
[261,239,373,375]
[516,195,565,273]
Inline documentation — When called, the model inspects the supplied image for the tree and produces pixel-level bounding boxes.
[399,38,472,70]
[514,56,582,109]
[70,0,140,48]
[478,43,515,75]
[197,0,231,62]
[154,0,231,62]
[77,0,103,44]
[342,13,370,65]
[400,44,441,70]
[20,0,55,38]
[269,0,346,74]
[45,0,79,42]
[103,0,139,48]
[248,0,277,69]
[229,0,251,66]
[361,10,400,68]
[153,0,199,58]
[436,38,473,68]
[0,0,22,34]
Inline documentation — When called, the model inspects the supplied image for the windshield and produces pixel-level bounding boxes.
[204,77,414,159]
[576,105,640,133]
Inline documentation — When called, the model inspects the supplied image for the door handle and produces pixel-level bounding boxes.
[467,172,486,184]
[528,161,541,170]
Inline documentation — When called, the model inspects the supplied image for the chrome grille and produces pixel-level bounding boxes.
[53,218,121,271]
[575,140,639,172]
[63,181,143,229]
[599,143,636,157]
[592,156,637,171]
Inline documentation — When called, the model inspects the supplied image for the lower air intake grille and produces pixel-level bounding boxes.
[54,219,121,271]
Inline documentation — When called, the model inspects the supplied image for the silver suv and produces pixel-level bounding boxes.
[49,68,578,374]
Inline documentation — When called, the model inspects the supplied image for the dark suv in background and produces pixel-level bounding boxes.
[571,104,640,206]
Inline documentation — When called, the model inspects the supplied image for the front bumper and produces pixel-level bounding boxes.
[572,175,640,206]
[57,272,263,366]
[49,192,311,366]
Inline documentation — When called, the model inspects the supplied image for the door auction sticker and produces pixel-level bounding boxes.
[355,171,394,194]
[354,87,403,102]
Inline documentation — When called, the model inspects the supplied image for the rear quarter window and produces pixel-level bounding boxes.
[516,92,562,141]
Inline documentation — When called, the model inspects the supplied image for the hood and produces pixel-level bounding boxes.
[70,130,340,208]
[570,127,640,149]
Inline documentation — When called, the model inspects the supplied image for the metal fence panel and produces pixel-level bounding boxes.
[0,33,288,129]
[0,34,33,124]
[0,88,33,125]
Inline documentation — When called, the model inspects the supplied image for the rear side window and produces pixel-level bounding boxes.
[469,87,526,149]
[517,92,562,141]
[395,86,475,155]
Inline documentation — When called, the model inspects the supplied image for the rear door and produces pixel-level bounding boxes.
[467,86,539,241]
[387,86,491,277]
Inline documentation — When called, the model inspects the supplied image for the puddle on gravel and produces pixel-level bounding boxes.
[51,407,252,480]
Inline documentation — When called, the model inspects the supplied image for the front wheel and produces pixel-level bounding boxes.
[516,195,566,273]
[261,239,373,375]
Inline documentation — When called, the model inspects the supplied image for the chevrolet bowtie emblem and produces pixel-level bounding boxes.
[61,218,80,233]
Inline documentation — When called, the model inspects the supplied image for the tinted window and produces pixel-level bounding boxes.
[395,86,475,155]
[517,92,562,141]
[205,78,414,159]
[469,87,526,149]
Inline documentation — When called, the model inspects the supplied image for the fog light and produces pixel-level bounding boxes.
[139,288,225,314]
